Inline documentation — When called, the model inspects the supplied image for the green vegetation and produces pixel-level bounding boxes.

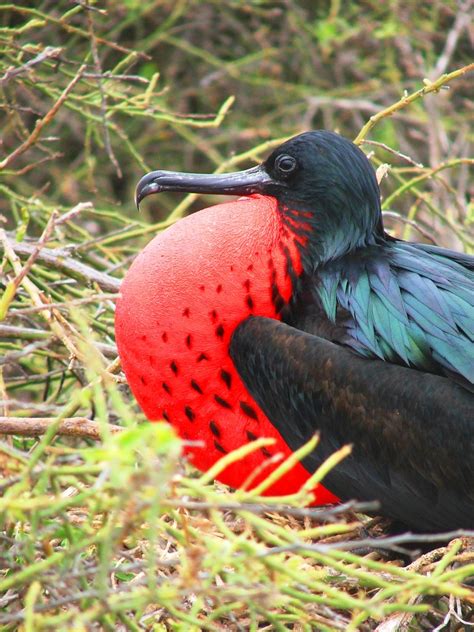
[0,1,472,629]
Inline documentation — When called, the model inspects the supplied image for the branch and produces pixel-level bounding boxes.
[0,416,122,440]
[354,63,474,144]
[0,324,117,358]
[0,46,63,85]
[87,9,122,178]
[0,238,121,292]
[0,65,85,170]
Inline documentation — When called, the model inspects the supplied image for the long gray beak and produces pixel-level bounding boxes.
[135,165,277,209]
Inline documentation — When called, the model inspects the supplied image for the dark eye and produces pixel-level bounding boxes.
[275,154,297,176]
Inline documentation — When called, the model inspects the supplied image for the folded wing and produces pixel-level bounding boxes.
[230,316,474,531]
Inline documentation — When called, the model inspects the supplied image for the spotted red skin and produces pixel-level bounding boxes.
[115,195,338,504]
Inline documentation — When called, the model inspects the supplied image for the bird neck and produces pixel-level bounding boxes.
[277,195,384,273]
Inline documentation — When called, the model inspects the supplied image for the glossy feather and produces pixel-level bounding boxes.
[230,317,474,531]
[295,241,474,387]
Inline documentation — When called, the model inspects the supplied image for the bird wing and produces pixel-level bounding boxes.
[296,241,474,388]
[230,316,474,531]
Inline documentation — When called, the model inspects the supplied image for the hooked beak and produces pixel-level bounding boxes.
[135,165,278,209]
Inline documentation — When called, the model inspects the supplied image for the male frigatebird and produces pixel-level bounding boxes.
[115,131,474,532]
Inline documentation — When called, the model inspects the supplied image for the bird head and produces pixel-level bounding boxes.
[136,130,384,268]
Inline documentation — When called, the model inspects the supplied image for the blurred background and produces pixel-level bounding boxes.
[0,0,472,245]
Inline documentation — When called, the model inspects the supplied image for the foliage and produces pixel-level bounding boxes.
[0,1,473,630]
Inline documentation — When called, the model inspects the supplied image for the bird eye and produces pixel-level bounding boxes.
[275,154,297,176]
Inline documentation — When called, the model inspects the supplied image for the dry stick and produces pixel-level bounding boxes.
[0,46,63,85]
[0,340,52,366]
[4,151,64,177]
[353,63,474,145]
[0,230,82,359]
[0,5,146,59]
[362,139,424,168]
[0,416,122,440]
[6,210,58,299]
[0,239,121,292]
[0,65,85,170]
[382,211,438,244]
[55,201,94,226]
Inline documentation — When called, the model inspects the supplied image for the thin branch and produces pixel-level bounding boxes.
[159,498,379,520]
[0,46,63,85]
[354,63,474,144]
[6,211,58,299]
[0,416,122,440]
[430,3,472,79]
[382,158,474,209]
[362,139,424,168]
[87,6,122,178]
[0,325,117,357]
[7,293,118,315]
[0,340,52,365]
[382,211,438,244]
[0,230,82,358]
[0,65,86,170]
[260,530,474,555]
[0,239,121,292]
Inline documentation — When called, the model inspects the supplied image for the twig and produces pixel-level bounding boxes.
[0,5,149,59]
[0,325,117,357]
[7,293,118,315]
[362,139,424,168]
[0,230,82,358]
[86,7,122,178]
[0,65,86,170]
[82,72,148,83]
[161,499,379,520]
[0,46,63,85]
[2,152,64,176]
[0,416,122,439]
[262,531,474,555]
[382,158,474,209]
[0,239,121,292]
[0,325,49,341]
[0,340,52,365]
[430,3,473,79]
[55,201,94,226]
[0,399,68,414]
[354,63,474,144]
[4,211,58,303]
[382,211,438,244]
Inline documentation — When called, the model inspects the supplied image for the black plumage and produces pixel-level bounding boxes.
[230,317,474,531]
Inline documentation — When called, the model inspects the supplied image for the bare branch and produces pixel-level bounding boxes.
[0,238,121,292]
[0,46,62,85]
[430,3,473,79]
[354,63,474,144]
[0,65,86,170]
[0,416,122,440]
[86,8,122,178]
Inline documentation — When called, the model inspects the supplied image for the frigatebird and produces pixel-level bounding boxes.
[115,131,474,532]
